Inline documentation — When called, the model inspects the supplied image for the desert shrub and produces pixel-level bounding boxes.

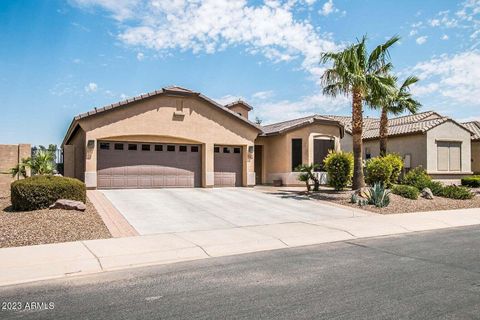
[323,151,354,190]
[382,154,404,185]
[425,180,444,196]
[403,166,432,190]
[11,176,86,211]
[461,176,480,188]
[365,157,393,187]
[367,183,391,207]
[439,185,474,200]
[391,184,419,200]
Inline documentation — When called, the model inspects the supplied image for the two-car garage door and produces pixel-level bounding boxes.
[97,141,243,189]
[97,141,202,189]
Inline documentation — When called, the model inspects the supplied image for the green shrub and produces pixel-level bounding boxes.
[439,185,474,200]
[365,157,393,187]
[11,176,86,211]
[403,166,432,190]
[461,176,480,188]
[391,184,419,200]
[367,183,391,207]
[323,151,354,190]
[425,180,444,196]
[382,154,404,185]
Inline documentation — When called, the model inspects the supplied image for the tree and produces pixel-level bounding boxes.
[369,76,421,156]
[296,164,321,192]
[320,35,399,189]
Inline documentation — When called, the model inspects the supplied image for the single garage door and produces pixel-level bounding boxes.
[97,141,202,189]
[214,145,243,187]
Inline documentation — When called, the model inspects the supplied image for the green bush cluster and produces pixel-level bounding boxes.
[391,184,419,200]
[382,154,404,185]
[402,166,432,190]
[461,176,480,188]
[323,151,354,190]
[365,157,393,187]
[11,176,86,211]
[439,185,474,200]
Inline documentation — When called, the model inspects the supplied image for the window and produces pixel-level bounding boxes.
[191,146,199,152]
[167,145,175,152]
[128,144,137,151]
[142,144,150,151]
[99,142,110,150]
[437,141,461,171]
[114,143,124,150]
[214,147,220,153]
[154,145,163,152]
[179,145,187,152]
[233,147,241,154]
[291,139,302,171]
[223,147,231,153]
[365,147,372,160]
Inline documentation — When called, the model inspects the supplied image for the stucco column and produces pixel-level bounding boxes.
[84,133,97,188]
[244,144,255,186]
[203,143,214,187]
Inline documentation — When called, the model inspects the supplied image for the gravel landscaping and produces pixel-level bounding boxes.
[0,186,111,248]
[306,188,480,214]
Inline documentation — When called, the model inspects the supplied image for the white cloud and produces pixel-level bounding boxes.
[252,90,274,100]
[214,94,245,106]
[119,93,128,100]
[71,0,339,83]
[136,52,145,61]
[441,34,449,40]
[84,82,98,92]
[411,51,480,105]
[409,29,418,36]
[429,18,440,26]
[416,36,428,44]
[320,0,335,16]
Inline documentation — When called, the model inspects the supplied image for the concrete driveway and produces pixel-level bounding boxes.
[101,188,364,235]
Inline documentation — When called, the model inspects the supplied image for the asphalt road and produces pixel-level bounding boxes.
[1,226,480,319]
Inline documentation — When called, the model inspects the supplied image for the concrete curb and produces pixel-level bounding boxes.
[1,207,479,287]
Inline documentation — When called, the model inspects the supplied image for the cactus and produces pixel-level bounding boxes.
[367,183,391,208]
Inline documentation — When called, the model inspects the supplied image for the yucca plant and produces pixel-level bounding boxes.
[367,182,391,208]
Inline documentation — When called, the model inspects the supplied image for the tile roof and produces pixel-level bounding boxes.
[323,111,471,140]
[462,121,480,141]
[260,115,344,136]
[224,100,253,110]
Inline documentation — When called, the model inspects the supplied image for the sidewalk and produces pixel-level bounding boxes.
[1,208,479,287]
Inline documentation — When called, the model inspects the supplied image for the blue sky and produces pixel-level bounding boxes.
[1,0,479,146]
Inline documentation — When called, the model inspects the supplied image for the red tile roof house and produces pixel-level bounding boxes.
[462,121,480,174]
[329,111,476,184]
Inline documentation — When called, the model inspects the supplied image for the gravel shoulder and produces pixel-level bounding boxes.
[0,187,111,248]
[307,188,480,214]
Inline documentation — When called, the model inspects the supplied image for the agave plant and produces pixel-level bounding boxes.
[367,183,391,208]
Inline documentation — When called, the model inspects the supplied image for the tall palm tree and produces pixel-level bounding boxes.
[371,76,422,156]
[320,35,399,189]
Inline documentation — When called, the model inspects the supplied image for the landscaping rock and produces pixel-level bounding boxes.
[421,187,434,200]
[354,187,371,199]
[49,199,86,212]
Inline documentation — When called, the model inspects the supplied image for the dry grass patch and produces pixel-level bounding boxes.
[0,187,111,248]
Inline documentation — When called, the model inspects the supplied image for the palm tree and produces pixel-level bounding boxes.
[10,149,56,178]
[370,76,421,156]
[320,35,399,189]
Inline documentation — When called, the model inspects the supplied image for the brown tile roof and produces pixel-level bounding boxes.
[225,100,253,110]
[463,121,480,141]
[260,115,344,136]
[324,111,473,140]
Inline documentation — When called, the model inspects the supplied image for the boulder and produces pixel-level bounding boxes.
[354,187,371,199]
[49,199,86,211]
[421,187,434,200]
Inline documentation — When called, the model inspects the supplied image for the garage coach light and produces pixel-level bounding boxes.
[248,146,254,153]
[87,140,95,148]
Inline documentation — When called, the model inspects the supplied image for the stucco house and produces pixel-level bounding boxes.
[328,111,475,183]
[463,121,480,174]
[62,86,344,189]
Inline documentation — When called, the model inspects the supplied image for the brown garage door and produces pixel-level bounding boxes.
[214,146,242,187]
[97,141,201,189]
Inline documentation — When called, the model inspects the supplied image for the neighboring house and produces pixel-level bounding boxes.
[463,121,480,174]
[62,86,344,189]
[328,111,474,183]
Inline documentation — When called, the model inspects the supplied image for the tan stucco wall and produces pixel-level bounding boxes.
[426,121,472,174]
[227,105,250,119]
[363,134,427,169]
[472,141,480,173]
[0,144,30,187]
[339,133,353,153]
[68,94,259,188]
[63,127,86,181]
[256,123,342,185]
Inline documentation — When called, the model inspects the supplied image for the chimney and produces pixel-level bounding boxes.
[225,100,253,119]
